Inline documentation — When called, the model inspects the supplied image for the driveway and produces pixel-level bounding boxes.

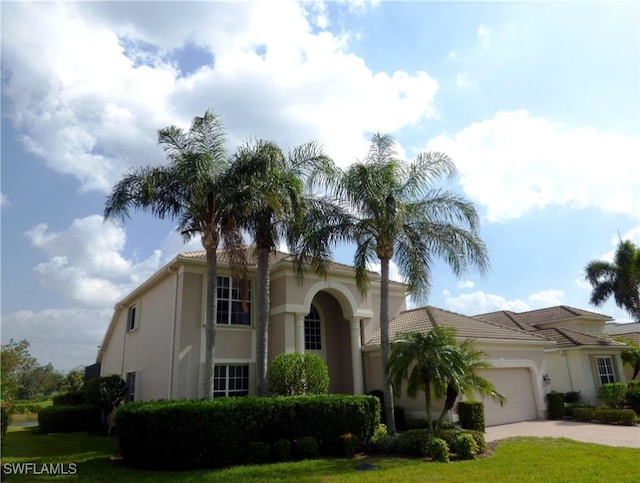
[485,420,640,448]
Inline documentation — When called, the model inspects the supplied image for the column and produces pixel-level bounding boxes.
[350,318,364,394]
[295,313,306,354]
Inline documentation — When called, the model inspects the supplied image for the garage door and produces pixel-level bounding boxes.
[475,368,538,426]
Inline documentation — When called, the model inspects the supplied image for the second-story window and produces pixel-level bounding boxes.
[216,276,251,326]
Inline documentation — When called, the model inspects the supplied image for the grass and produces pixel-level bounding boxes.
[2,426,639,482]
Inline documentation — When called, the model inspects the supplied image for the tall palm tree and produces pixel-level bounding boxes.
[387,327,465,434]
[319,133,489,434]
[104,110,247,399]
[437,339,506,423]
[227,139,335,396]
[585,240,640,322]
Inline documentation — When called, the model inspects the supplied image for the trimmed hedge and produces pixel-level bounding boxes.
[546,391,565,419]
[600,383,627,409]
[116,395,379,470]
[53,390,86,406]
[457,400,485,432]
[573,407,636,426]
[38,405,102,433]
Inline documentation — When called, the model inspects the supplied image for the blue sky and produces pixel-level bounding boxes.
[2,1,639,371]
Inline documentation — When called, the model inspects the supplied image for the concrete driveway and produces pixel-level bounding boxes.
[485,420,640,448]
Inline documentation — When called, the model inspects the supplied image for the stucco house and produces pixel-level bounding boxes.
[97,249,629,426]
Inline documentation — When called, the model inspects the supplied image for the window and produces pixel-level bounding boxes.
[304,305,322,350]
[213,365,249,397]
[126,372,137,402]
[595,356,616,385]
[127,305,137,331]
[216,277,251,325]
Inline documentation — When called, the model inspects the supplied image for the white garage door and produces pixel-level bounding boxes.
[475,368,538,426]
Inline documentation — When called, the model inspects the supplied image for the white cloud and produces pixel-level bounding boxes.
[1,307,112,371]
[1,193,10,208]
[443,288,565,315]
[368,260,402,283]
[477,24,492,47]
[456,280,475,289]
[25,215,162,307]
[428,110,640,222]
[2,1,439,193]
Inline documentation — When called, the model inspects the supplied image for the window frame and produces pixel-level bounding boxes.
[213,364,249,397]
[304,305,322,351]
[127,304,138,331]
[126,371,137,402]
[215,276,252,326]
[594,356,616,385]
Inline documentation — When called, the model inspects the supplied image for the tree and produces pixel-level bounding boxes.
[227,139,335,396]
[306,133,489,434]
[60,366,85,392]
[19,363,63,400]
[1,339,36,400]
[105,110,247,399]
[585,240,640,322]
[616,337,640,380]
[437,339,505,423]
[387,327,465,434]
[267,352,330,396]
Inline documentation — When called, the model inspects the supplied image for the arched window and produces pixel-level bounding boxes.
[304,305,322,350]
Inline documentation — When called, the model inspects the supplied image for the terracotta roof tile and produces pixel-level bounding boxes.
[535,327,626,349]
[509,305,612,326]
[475,311,537,331]
[367,306,549,345]
[604,322,640,336]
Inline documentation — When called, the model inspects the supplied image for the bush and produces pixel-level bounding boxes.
[1,401,10,446]
[546,391,565,419]
[116,395,379,470]
[271,438,291,462]
[563,391,582,404]
[625,381,640,413]
[600,383,627,409]
[564,402,591,419]
[438,428,486,454]
[452,433,478,460]
[38,404,101,433]
[458,400,485,431]
[246,442,270,465]
[53,390,86,406]
[10,403,43,414]
[396,429,430,457]
[574,407,636,425]
[268,353,329,396]
[427,437,449,463]
[295,436,319,459]
[368,423,395,454]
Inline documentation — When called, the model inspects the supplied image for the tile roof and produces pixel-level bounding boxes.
[534,327,626,349]
[509,305,612,326]
[475,311,537,331]
[366,306,549,346]
[604,322,640,336]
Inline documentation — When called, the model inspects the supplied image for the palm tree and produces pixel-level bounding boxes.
[227,139,335,396]
[319,133,489,434]
[585,240,640,322]
[616,337,640,380]
[437,339,506,423]
[387,326,465,434]
[104,110,247,399]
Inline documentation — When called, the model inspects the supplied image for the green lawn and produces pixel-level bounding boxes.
[2,426,638,482]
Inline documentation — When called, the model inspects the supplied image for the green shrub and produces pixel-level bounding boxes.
[546,391,565,419]
[564,402,591,419]
[625,381,640,413]
[10,403,42,414]
[116,395,379,470]
[427,437,449,463]
[600,383,627,409]
[1,401,10,446]
[457,400,485,431]
[246,442,270,465]
[53,390,86,406]
[267,353,329,396]
[563,391,582,404]
[452,433,478,460]
[85,375,127,411]
[295,436,319,459]
[438,428,486,453]
[271,438,291,462]
[368,423,395,454]
[396,429,430,457]
[574,407,636,425]
[38,404,101,433]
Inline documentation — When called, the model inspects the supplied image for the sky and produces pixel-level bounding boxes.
[1,1,639,372]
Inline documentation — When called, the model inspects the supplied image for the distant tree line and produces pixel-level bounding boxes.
[0,339,84,401]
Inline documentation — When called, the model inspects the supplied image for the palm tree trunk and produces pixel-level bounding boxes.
[380,257,396,435]
[438,384,459,423]
[424,379,433,435]
[256,246,270,396]
[203,244,218,399]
